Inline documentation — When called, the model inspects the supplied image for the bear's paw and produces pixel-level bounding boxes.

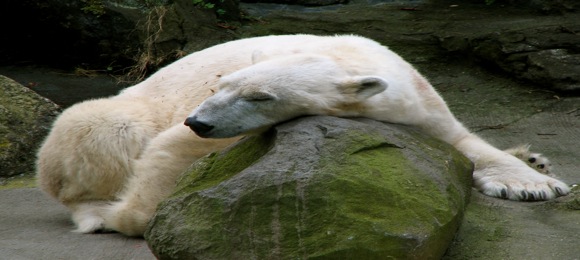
[474,166,570,201]
[70,202,109,233]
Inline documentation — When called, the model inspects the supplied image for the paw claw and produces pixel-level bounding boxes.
[539,190,547,200]
[500,188,508,199]
[520,190,528,200]
[555,186,567,197]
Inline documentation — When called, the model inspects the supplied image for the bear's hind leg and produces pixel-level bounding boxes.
[70,201,112,233]
[36,98,162,233]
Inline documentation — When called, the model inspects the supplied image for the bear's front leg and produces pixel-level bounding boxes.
[100,124,238,236]
[455,134,570,201]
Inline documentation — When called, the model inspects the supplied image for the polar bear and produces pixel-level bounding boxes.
[37,35,570,237]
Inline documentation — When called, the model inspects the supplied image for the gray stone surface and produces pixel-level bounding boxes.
[0,75,60,177]
[0,188,155,260]
[147,116,473,259]
[438,25,580,91]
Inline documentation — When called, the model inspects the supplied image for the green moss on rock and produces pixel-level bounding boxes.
[0,75,61,177]
[0,174,37,190]
[172,131,275,197]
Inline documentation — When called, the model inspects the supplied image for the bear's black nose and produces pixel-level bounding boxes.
[184,116,214,136]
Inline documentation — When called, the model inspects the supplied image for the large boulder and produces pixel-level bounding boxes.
[0,75,61,177]
[146,116,473,259]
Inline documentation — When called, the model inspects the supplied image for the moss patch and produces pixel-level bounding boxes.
[171,131,275,197]
[0,174,37,190]
[0,75,60,177]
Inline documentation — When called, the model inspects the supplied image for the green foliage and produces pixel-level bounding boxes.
[192,0,227,17]
[81,0,106,16]
[192,0,215,9]
[485,0,496,5]
[216,8,226,16]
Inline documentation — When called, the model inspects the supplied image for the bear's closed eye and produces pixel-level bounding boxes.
[244,92,276,101]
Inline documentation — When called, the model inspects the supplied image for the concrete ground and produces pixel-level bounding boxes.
[0,187,156,260]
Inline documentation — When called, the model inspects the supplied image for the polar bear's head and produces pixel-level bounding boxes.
[185,53,388,138]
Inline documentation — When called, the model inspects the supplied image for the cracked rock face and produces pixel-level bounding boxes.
[146,116,473,259]
[439,25,580,92]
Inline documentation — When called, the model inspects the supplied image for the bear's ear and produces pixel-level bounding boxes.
[340,76,388,100]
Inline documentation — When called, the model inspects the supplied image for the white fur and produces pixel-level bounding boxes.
[37,35,570,237]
